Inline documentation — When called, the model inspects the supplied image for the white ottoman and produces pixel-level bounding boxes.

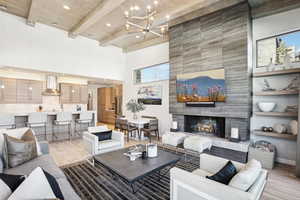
[162,132,187,147]
[184,136,213,153]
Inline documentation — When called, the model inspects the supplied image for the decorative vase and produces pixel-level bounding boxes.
[289,120,298,135]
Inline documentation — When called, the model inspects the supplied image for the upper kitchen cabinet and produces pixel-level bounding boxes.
[17,79,43,104]
[60,83,88,104]
[0,77,17,104]
[80,85,88,104]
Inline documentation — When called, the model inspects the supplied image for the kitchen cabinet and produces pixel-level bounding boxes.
[0,77,17,104]
[60,83,88,104]
[16,79,42,104]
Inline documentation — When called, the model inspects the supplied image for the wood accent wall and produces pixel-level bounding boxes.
[169,2,251,140]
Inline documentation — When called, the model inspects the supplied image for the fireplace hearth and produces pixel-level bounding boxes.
[184,115,225,138]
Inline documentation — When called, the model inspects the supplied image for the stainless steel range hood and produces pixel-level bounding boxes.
[42,75,60,96]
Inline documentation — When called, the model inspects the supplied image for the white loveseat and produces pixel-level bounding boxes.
[83,126,124,155]
[170,154,268,200]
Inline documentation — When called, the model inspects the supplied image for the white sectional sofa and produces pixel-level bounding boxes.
[83,126,124,155]
[170,154,268,200]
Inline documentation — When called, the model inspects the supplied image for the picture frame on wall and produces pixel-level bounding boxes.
[256,29,300,68]
[137,85,162,105]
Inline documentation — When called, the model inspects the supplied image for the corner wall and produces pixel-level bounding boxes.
[123,43,171,135]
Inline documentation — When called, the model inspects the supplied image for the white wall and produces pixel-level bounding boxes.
[123,42,171,135]
[251,8,300,165]
[0,11,125,81]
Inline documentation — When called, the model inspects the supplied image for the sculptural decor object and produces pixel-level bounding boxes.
[273,123,288,134]
[282,77,300,91]
[285,105,298,113]
[262,79,275,91]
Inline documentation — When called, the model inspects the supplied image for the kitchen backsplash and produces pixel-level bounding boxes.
[0,96,87,113]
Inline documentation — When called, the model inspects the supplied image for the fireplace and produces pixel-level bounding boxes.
[184,115,225,138]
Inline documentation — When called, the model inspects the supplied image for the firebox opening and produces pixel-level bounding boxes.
[184,115,225,138]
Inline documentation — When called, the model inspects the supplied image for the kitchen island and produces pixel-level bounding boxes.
[10,111,97,141]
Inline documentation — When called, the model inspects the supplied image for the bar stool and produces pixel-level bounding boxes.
[75,111,93,137]
[26,112,48,140]
[53,112,72,141]
[0,114,16,129]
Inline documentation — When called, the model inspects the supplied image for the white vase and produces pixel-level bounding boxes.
[289,120,298,135]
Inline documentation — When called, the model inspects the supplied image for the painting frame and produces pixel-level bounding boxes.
[176,68,226,103]
[256,29,300,68]
[137,85,162,105]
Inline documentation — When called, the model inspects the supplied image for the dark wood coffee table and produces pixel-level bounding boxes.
[94,147,180,193]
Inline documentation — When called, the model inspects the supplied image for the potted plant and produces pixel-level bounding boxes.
[126,99,145,120]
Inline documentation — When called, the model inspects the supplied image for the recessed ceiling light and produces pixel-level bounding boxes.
[134,5,140,11]
[136,35,140,39]
[106,23,111,27]
[63,5,70,10]
[0,5,7,10]
[154,1,159,5]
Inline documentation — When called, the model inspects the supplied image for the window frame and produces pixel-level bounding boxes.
[133,62,170,84]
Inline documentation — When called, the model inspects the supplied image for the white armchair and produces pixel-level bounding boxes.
[170,154,268,200]
[83,126,124,155]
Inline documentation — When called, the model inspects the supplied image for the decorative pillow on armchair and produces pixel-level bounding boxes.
[93,130,112,141]
[3,129,38,168]
[206,161,237,185]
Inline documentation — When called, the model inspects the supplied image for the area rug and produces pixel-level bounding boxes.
[61,146,199,200]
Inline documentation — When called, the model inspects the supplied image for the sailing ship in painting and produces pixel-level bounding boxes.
[176,69,226,102]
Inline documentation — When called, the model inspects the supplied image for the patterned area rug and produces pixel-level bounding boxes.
[61,146,200,200]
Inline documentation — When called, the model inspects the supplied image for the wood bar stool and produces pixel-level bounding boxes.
[26,112,48,140]
[0,114,16,129]
[53,112,72,141]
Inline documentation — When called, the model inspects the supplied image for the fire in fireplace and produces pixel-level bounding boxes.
[184,115,225,138]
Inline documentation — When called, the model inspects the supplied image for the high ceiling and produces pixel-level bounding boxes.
[0,0,250,52]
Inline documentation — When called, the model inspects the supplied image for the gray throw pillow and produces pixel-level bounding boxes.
[3,130,38,168]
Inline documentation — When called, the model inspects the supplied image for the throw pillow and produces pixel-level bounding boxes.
[0,173,25,200]
[43,169,64,200]
[206,161,237,185]
[3,130,38,168]
[8,167,64,200]
[229,159,262,191]
[93,130,112,141]
[0,128,42,158]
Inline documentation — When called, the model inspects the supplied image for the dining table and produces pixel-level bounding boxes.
[121,117,150,140]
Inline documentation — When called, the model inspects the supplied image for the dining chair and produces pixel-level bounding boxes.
[53,112,72,141]
[141,119,159,143]
[119,119,139,142]
[0,114,16,129]
[114,116,122,131]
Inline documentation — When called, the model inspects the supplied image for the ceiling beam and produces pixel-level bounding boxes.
[123,35,169,53]
[69,0,126,38]
[27,0,39,26]
[99,0,246,46]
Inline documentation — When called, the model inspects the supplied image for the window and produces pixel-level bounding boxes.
[134,63,169,84]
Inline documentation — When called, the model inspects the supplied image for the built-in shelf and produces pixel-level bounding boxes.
[254,112,298,117]
[254,90,299,96]
[253,68,300,77]
[253,130,297,140]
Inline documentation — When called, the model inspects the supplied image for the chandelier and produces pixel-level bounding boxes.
[124,0,169,39]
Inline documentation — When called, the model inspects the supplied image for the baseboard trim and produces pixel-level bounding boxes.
[276,157,296,166]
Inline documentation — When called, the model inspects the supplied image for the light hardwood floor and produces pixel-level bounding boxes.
[49,137,300,200]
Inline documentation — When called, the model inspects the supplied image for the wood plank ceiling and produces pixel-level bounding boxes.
[0,0,251,52]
